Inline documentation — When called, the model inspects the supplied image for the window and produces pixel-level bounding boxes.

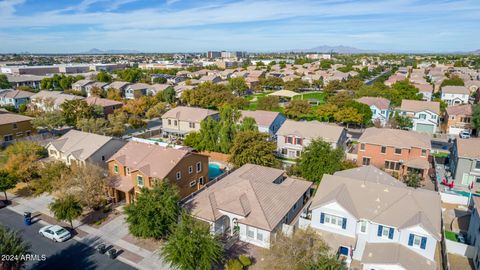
[394,148,402,154]
[281,148,287,155]
[12,123,17,129]
[189,180,196,187]
[360,143,365,151]
[126,167,131,175]
[421,149,427,157]
[199,176,205,185]
[101,155,105,161]
[136,175,144,186]
[196,162,202,172]
[408,234,427,249]
[287,136,293,144]
[257,231,263,241]
[295,138,302,145]
[247,227,255,238]
[114,165,119,174]
[377,225,394,239]
[188,166,193,174]
[321,213,346,229]
[296,150,301,157]
[359,220,367,234]
[189,122,195,128]
[174,120,178,126]
[419,114,426,119]
[476,160,480,170]
[362,157,371,166]
[3,135,13,142]
[384,161,401,171]
[381,146,386,154]
[176,171,181,180]
[168,119,171,125]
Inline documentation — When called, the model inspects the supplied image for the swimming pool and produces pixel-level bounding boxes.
[208,163,224,179]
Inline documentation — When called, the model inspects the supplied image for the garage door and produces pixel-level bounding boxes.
[416,123,435,134]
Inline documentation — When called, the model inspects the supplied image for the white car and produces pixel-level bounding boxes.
[39,225,71,242]
[459,131,471,139]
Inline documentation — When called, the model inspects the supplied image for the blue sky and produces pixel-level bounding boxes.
[0,0,479,53]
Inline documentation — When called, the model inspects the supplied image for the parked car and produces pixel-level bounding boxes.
[0,200,5,209]
[459,131,471,139]
[39,225,71,242]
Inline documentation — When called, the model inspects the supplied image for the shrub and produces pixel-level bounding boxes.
[226,259,244,270]
[239,255,252,267]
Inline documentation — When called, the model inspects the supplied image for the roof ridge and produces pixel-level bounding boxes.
[248,179,273,230]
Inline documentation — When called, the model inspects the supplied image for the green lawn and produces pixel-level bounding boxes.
[445,231,458,241]
[292,92,327,103]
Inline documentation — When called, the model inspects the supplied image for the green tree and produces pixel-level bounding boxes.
[472,104,480,132]
[76,118,109,134]
[441,75,464,87]
[32,161,68,196]
[292,139,344,182]
[257,96,280,111]
[238,117,257,132]
[228,77,249,96]
[390,112,413,130]
[402,172,422,188]
[0,170,16,201]
[284,78,310,92]
[61,99,95,126]
[31,111,66,131]
[334,107,363,127]
[49,195,83,229]
[229,131,278,168]
[0,74,11,89]
[107,112,128,136]
[343,77,364,91]
[106,88,123,101]
[218,105,241,153]
[124,181,180,239]
[153,76,167,84]
[96,71,113,83]
[260,77,284,89]
[197,116,220,151]
[323,80,343,93]
[146,102,168,119]
[0,226,30,270]
[388,80,422,106]
[162,214,224,270]
[316,103,338,122]
[285,100,311,119]
[116,68,144,83]
[181,82,236,109]
[4,142,45,184]
[344,100,373,125]
[163,87,176,104]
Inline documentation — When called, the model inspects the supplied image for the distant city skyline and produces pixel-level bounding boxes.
[1,0,480,53]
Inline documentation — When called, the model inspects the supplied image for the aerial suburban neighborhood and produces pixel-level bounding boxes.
[1,1,480,270]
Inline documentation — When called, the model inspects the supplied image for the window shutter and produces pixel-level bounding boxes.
[388,228,394,239]
[408,234,414,246]
[420,237,427,249]
[299,138,303,145]
[320,213,325,224]
[342,218,347,229]
[285,136,287,143]
[377,225,383,237]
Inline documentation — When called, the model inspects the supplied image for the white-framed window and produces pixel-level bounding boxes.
[136,175,144,187]
[394,148,402,155]
[419,114,426,119]
[359,220,368,234]
[188,166,193,174]
[412,234,422,248]
[189,180,196,187]
[114,164,119,174]
[362,157,371,166]
[189,122,195,128]
[168,119,171,125]
[360,143,365,151]
[324,214,343,228]
[174,120,178,126]
[257,231,263,241]
[421,149,427,157]
[381,226,390,238]
[475,160,480,170]
[196,162,202,172]
[199,176,205,185]
[176,171,181,180]
[247,226,255,238]
[381,146,386,154]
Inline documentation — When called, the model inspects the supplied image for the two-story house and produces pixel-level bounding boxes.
[449,138,480,188]
[467,197,480,270]
[414,83,434,101]
[444,104,473,136]
[124,83,152,99]
[106,141,209,203]
[0,111,35,145]
[299,166,441,270]
[239,110,286,137]
[30,91,84,112]
[85,96,123,116]
[356,97,391,127]
[0,89,34,108]
[84,81,108,97]
[441,86,470,106]
[46,130,125,167]
[72,79,94,92]
[104,81,131,94]
[185,164,312,249]
[161,106,219,139]
[276,120,348,159]
[357,128,431,179]
[399,99,440,134]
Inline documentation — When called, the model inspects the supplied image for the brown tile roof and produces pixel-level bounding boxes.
[361,243,435,270]
[47,130,114,160]
[108,141,193,179]
[456,138,480,159]
[185,164,312,231]
[414,83,434,92]
[0,112,33,125]
[400,100,440,115]
[311,173,441,240]
[85,97,123,108]
[358,128,431,149]
[161,106,218,123]
[240,110,281,127]
[106,175,134,193]
[277,120,345,143]
[442,85,469,95]
[446,104,472,116]
[334,165,406,187]
[356,97,390,110]
[0,89,34,99]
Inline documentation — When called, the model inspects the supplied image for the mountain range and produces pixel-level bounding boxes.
[83,48,142,54]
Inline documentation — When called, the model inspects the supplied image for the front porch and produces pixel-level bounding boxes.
[105,175,135,204]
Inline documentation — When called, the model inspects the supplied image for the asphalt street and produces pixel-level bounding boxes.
[0,207,136,270]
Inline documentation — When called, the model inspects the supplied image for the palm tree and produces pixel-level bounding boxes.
[0,226,30,270]
[49,195,83,229]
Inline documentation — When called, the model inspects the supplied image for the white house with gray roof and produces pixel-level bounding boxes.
[161,106,219,138]
[276,120,348,159]
[299,166,441,270]
[239,110,286,137]
[46,130,125,167]
[356,97,391,127]
[441,85,470,106]
[399,100,440,134]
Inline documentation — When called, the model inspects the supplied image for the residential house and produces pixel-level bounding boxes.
[441,86,470,106]
[356,97,391,127]
[148,84,172,96]
[84,82,108,97]
[6,74,46,89]
[185,164,312,248]
[199,75,222,84]
[399,100,440,134]
[276,120,348,159]
[106,141,209,203]
[357,128,431,179]
[46,130,125,167]
[449,138,480,188]
[444,104,473,136]
[124,83,152,99]
[0,89,34,108]
[467,197,480,270]
[414,83,434,101]
[161,106,219,138]
[0,111,35,145]
[72,79,94,92]
[84,96,123,116]
[105,81,131,93]
[239,110,286,137]
[299,165,441,270]
[30,91,84,111]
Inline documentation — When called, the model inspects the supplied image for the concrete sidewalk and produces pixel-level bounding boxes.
[5,192,169,270]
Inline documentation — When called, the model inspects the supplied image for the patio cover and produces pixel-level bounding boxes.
[268,90,298,98]
[106,175,134,193]
[404,157,430,170]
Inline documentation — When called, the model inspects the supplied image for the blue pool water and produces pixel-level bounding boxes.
[208,163,224,179]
